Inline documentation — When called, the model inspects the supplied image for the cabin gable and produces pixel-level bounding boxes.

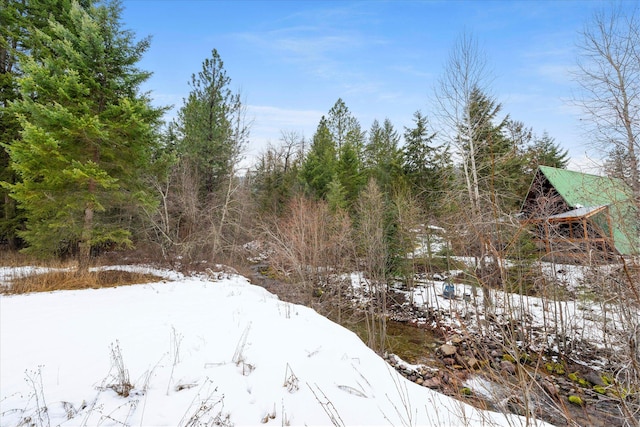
[520,166,638,261]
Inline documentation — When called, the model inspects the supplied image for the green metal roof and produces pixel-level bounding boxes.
[538,166,638,255]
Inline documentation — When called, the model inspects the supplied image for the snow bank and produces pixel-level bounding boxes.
[0,271,549,426]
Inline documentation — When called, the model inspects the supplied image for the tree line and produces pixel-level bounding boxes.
[0,0,638,279]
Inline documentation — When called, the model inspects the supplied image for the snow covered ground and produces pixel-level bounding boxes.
[0,267,550,426]
[402,261,636,365]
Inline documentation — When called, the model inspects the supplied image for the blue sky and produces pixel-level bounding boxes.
[121,0,620,171]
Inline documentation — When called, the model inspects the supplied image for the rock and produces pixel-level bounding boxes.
[423,377,441,389]
[583,371,605,386]
[416,377,424,385]
[542,380,559,398]
[451,335,463,345]
[500,360,516,375]
[556,377,573,392]
[466,357,480,369]
[440,344,458,356]
[442,357,456,366]
[584,389,600,399]
[441,372,450,384]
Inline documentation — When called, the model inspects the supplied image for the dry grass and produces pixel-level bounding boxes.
[0,249,168,295]
[0,250,39,267]
[3,269,164,295]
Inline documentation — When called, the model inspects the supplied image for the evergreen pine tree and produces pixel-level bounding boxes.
[604,145,636,183]
[459,87,525,210]
[336,139,364,206]
[402,111,451,213]
[174,49,246,199]
[504,121,569,201]
[3,0,164,265]
[325,174,347,213]
[326,98,365,206]
[251,132,304,216]
[0,0,25,247]
[300,117,336,199]
[528,131,569,169]
[365,118,403,193]
[327,98,361,151]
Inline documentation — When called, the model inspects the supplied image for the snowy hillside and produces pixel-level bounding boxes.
[0,268,549,426]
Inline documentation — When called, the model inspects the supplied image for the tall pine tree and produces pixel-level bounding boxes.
[458,87,525,211]
[0,0,25,247]
[403,111,451,214]
[174,49,246,199]
[365,118,404,193]
[3,0,164,265]
[153,49,248,261]
[327,99,365,206]
[300,117,336,199]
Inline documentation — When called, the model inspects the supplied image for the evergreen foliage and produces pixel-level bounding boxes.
[0,0,25,247]
[174,49,245,199]
[0,2,586,276]
[2,0,164,262]
[365,118,404,193]
[605,145,637,183]
[301,99,366,207]
[327,99,366,207]
[327,98,362,151]
[458,87,525,211]
[148,49,248,261]
[325,174,348,213]
[336,139,365,207]
[300,117,336,199]
[251,133,304,216]
[402,111,452,214]
[528,131,569,170]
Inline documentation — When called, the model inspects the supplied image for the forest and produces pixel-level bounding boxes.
[1,1,639,425]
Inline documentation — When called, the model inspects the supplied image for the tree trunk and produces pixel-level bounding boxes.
[79,176,96,271]
[78,204,93,272]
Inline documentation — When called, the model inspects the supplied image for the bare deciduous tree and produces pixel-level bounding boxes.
[574,9,640,405]
[355,179,388,353]
[574,4,640,207]
[434,32,493,218]
[263,196,354,306]
[434,32,502,317]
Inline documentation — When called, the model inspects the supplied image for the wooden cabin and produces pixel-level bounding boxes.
[520,166,638,263]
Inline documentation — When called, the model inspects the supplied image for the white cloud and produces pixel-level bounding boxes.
[567,152,605,175]
[239,104,324,170]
